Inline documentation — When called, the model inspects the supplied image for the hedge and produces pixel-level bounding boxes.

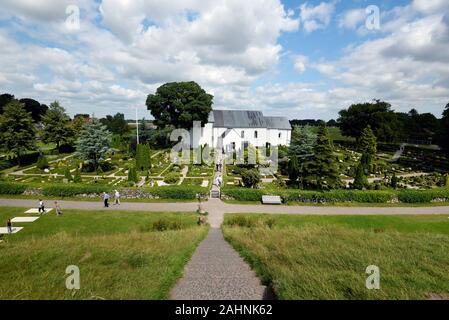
[0,182,28,195]
[42,184,113,197]
[221,186,449,204]
[148,186,209,200]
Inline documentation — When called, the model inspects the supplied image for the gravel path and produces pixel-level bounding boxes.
[170,229,268,300]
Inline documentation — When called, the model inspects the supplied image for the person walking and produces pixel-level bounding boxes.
[54,201,62,216]
[38,199,46,214]
[6,219,13,234]
[103,192,110,208]
[114,190,121,205]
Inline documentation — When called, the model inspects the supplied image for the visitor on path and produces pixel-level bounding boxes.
[6,219,13,234]
[38,199,46,213]
[54,201,62,216]
[114,190,121,205]
[103,192,110,208]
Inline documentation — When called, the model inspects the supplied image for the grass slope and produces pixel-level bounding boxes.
[223,214,449,300]
[0,208,208,299]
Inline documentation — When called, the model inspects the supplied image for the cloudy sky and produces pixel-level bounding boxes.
[0,0,448,120]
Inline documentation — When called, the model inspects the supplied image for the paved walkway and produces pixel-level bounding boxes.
[171,229,268,300]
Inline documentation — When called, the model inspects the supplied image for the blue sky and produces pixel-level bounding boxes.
[0,0,448,120]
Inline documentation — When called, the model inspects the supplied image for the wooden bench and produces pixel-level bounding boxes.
[262,195,282,205]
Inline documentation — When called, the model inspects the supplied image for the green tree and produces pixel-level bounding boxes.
[241,169,261,188]
[41,101,74,149]
[0,93,15,114]
[287,155,300,185]
[73,167,82,183]
[288,126,317,159]
[136,144,152,171]
[64,167,73,181]
[100,113,130,136]
[353,163,369,190]
[391,174,399,189]
[146,81,213,129]
[338,100,399,142]
[36,155,49,170]
[0,101,36,165]
[75,120,112,172]
[439,103,449,153]
[358,126,377,172]
[303,124,341,190]
[19,98,48,122]
[128,166,139,183]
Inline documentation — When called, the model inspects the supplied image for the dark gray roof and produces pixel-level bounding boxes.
[264,116,292,130]
[211,110,291,130]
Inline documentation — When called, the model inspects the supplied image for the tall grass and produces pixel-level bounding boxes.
[223,214,449,300]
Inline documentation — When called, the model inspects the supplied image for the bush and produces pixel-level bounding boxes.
[163,172,180,184]
[0,182,28,195]
[241,169,261,188]
[36,156,49,170]
[150,186,208,199]
[42,184,112,197]
[149,219,183,232]
[73,167,82,183]
[128,167,139,183]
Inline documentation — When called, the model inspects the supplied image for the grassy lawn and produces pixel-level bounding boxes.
[0,207,208,299]
[222,214,449,300]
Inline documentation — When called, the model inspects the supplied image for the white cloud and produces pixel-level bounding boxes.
[300,1,336,32]
[338,8,365,29]
[293,55,308,74]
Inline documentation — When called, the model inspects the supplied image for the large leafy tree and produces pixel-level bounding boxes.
[42,101,74,149]
[19,98,48,122]
[0,93,15,114]
[0,101,36,165]
[75,120,112,172]
[303,124,341,190]
[100,113,130,136]
[146,81,213,129]
[338,100,399,142]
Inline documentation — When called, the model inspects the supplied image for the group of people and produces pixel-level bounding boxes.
[4,200,62,235]
[103,190,121,208]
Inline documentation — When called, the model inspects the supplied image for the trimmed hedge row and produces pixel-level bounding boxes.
[42,184,113,197]
[0,182,29,195]
[221,186,449,204]
[0,182,208,200]
[149,186,209,199]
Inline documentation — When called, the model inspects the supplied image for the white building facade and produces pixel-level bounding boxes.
[194,110,291,152]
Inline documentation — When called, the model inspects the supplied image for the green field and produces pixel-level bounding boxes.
[223,214,449,300]
[0,208,208,299]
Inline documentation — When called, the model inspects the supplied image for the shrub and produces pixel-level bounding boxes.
[163,172,180,184]
[128,167,139,183]
[150,219,183,232]
[64,167,73,181]
[73,167,82,183]
[0,182,28,195]
[150,186,208,199]
[36,155,49,170]
[42,184,112,197]
[241,169,261,188]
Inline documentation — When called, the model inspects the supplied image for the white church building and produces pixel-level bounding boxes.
[193,110,291,152]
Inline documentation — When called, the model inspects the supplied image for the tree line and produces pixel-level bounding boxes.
[291,100,449,149]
